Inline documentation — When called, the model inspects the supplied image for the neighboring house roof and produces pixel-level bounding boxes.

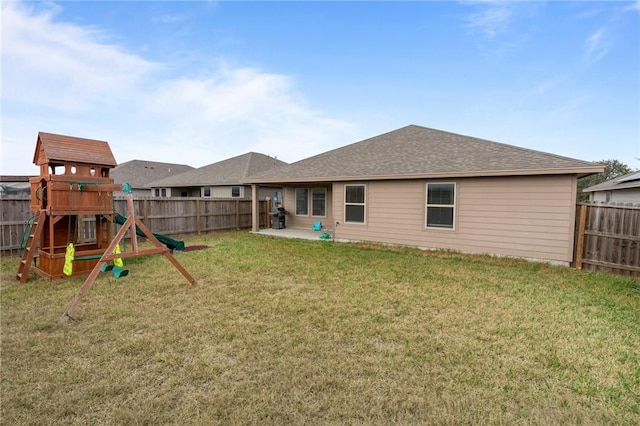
[147,152,288,188]
[111,160,195,189]
[0,176,34,182]
[246,125,604,183]
[34,132,117,167]
[0,183,30,194]
[0,176,34,195]
[582,170,640,193]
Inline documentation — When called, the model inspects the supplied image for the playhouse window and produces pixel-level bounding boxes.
[49,164,64,175]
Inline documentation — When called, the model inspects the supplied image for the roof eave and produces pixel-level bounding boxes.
[145,181,246,188]
[244,165,605,184]
[583,182,640,192]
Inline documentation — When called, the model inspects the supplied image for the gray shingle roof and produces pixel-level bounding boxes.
[111,160,195,189]
[583,170,640,193]
[246,125,603,183]
[147,152,288,188]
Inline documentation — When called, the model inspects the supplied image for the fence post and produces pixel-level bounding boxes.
[236,200,240,230]
[575,204,588,270]
[196,199,201,235]
[142,199,149,226]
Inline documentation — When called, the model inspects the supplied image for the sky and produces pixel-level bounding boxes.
[2,0,639,176]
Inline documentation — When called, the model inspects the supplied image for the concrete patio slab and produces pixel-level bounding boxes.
[252,227,334,242]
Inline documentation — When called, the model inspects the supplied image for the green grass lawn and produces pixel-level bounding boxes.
[1,231,639,425]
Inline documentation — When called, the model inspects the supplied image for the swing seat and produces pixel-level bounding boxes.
[100,263,114,272]
[112,266,129,278]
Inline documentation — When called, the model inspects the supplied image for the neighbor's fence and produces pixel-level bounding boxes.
[1,197,32,254]
[574,202,640,279]
[1,197,271,255]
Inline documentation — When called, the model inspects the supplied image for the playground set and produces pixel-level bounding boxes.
[16,132,196,321]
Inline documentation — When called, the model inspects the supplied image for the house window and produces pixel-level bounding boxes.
[231,186,241,198]
[312,188,326,217]
[426,183,455,229]
[295,188,309,215]
[345,185,365,223]
[203,187,211,198]
[154,188,167,198]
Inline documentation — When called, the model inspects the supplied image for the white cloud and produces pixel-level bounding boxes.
[584,28,610,63]
[149,66,294,124]
[152,13,189,24]
[465,1,514,37]
[1,2,159,112]
[1,1,355,174]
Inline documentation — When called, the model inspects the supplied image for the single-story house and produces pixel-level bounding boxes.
[147,152,288,200]
[582,170,640,204]
[246,125,604,264]
[111,160,195,197]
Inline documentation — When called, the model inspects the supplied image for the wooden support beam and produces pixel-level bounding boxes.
[251,184,259,232]
[131,216,196,285]
[575,204,587,270]
[581,259,640,274]
[60,194,196,322]
[583,230,640,242]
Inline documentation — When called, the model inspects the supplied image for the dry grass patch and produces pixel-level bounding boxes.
[2,231,639,424]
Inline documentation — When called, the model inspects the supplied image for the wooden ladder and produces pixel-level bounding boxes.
[16,210,46,283]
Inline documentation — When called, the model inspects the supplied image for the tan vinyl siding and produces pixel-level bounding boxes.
[590,189,640,204]
[205,186,250,199]
[331,175,577,263]
[258,187,282,202]
[283,185,332,230]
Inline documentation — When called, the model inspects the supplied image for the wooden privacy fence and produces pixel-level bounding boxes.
[1,198,33,254]
[1,197,271,254]
[574,202,640,279]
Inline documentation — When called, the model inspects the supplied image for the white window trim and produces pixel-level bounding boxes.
[231,186,243,198]
[425,182,456,231]
[312,187,327,218]
[154,188,168,198]
[202,186,212,198]
[344,184,366,225]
